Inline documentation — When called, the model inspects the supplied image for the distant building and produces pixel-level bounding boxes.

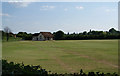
[32,32,54,41]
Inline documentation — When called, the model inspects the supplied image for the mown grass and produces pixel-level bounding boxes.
[2,40,118,73]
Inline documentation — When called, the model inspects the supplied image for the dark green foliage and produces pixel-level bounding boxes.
[109,28,118,34]
[16,32,32,40]
[2,60,119,76]
[2,60,48,76]
[0,30,2,41]
[54,28,120,40]
[53,30,65,40]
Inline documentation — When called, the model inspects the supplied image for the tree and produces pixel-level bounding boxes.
[4,27,11,41]
[109,28,117,34]
[54,30,64,40]
[83,31,87,35]
[17,32,28,40]
[67,32,69,35]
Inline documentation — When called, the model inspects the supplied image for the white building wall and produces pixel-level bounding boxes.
[38,33,45,41]
[50,38,53,40]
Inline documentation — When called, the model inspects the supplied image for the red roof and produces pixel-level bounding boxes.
[40,32,54,38]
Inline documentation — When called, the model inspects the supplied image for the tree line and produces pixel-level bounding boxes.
[1,27,120,41]
[2,60,118,76]
[53,28,120,40]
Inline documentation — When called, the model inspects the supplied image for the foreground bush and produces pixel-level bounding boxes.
[2,60,119,76]
[2,60,48,76]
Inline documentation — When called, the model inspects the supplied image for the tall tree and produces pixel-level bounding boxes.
[54,30,64,40]
[109,28,117,34]
[4,27,11,41]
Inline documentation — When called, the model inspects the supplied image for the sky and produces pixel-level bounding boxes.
[1,2,118,33]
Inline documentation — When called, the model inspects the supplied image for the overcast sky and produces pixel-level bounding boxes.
[1,2,118,33]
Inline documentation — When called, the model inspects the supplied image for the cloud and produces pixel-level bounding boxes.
[75,6,84,10]
[7,0,37,2]
[0,13,11,17]
[3,0,119,2]
[64,8,68,11]
[8,2,31,7]
[105,9,116,12]
[40,5,55,10]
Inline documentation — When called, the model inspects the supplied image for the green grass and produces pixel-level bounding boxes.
[2,40,118,73]
[2,37,22,42]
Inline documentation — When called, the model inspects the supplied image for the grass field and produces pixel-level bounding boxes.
[2,40,118,73]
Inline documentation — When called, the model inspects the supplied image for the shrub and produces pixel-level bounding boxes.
[2,60,119,76]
